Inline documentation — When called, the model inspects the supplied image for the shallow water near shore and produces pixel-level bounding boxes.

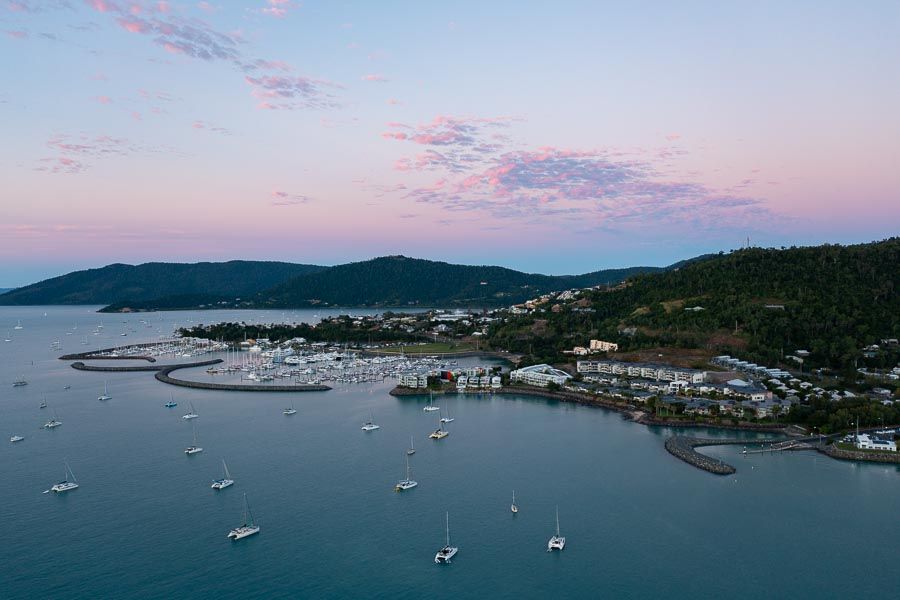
[1,306,898,599]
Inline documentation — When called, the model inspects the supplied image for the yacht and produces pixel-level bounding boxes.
[43,412,62,429]
[14,320,23,330]
[547,506,566,551]
[406,435,416,456]
[227,493,260,540]
[395,454,418,491]
[423,391,440,412]
[182,402,199,420]
[361,412,380,431]
[434,512,458,564]
[185,423,203,455]
[50,461,79,493]
[4,331,10,342]
[39,398,47,409]
[429,419,449,440]
[10,435,25,443]
[511,490,518,514]
[283,400,297,416]
[13,375,27,387]
[440,407,454,424]
[98,381,112,401]
[165,399,177,408]
[211,460,234,489]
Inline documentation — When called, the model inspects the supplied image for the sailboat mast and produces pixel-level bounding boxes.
[445,512,451,546]
[555,506,560,536]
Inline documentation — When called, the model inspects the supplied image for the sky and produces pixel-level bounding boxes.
[1,0,898,287]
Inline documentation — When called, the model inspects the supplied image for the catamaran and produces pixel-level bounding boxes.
[227,493,260,540]
[434,512,458,564]
[429,417,449,440]
[182,402,199,420]
[39,397,47,409]
[43,411,62,429]
[10,435,25,443]
[547,506,566,551]
[511,490,518,514]
[14,320,23,330]
[50,460,79,493]
[406,435,416,455]
[97,381,111,401]
[165,396,177,408]
[361,411,380,431]
[185,423,203,454]
[423,391,440,412]
[211,460,234,489]
[395,453,418,491]
[283,400,297,416]
[13,375,27,387]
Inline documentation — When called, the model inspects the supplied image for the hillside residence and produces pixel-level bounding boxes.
[589,340,619,352]
[510,364,572,387]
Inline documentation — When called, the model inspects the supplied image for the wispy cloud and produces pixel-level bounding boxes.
[245,74,342,110]
[191,120,230,135]
[383,114,772,231]
[270,190,310,205]
[36,132,163,174]
[361,73,388,83]
[259,0,296,18]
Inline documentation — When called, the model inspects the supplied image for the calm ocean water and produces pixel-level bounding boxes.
[1,306,897,599]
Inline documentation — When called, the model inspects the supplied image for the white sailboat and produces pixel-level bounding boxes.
[395,453,418,491]
[50,460,79,493]
[406,435,416,455]
[4,331,10,342]
[165,395,177,408]
[13,374,27,387]
[211,459,234,489]
[434,512,458,564]
[440,406,454,424]
[14,319,23,330]
[227,493,260,540]
[10,435,25,443]
[185,423,203,454]
[182,402,199,420]
[97,380,111,401]
[547,505,566,551]
[283,400,297,416]
[511,490,518,514]
[361,411,380,431]
[423,391,440,412]
[43,410,62,429]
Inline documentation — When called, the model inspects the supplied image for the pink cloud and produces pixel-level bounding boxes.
[245,74,342,110]
[361,73,388,83]
[261,0,295,18]
[387,98,402,106]
[271,190,310,205]
[4,30,28,39]
[95,95,113,104]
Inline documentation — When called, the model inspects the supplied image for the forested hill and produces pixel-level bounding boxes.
[257,256,663,308]
[0,261,324,306]
[488,238,900,369]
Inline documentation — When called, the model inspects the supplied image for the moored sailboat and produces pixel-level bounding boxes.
[227,493,260,540]
[395,453,418,491]
[547,505,566,551]
[50,460,79,493]
[211,459,234,489]
[434,512,458,564]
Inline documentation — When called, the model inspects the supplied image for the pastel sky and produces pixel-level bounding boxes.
[1,0,898,286]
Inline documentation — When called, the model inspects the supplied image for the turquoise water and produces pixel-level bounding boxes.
[1,306,898,599]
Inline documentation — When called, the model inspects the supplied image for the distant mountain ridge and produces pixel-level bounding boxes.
[1,256,680,310]
[0,261,324,306]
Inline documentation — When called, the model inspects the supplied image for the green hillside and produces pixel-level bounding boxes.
[0,261,324,306]
[488,239,900,370]
[257,255,662,308]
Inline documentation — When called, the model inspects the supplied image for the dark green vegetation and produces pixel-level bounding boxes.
[489,239,899,372]
[179,315,422,345]
[0,261,323,306]
[257,256,662,308]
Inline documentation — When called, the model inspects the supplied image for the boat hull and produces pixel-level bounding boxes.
[434,546,458,563]
[547,536,566,551]
[228,526,260,540]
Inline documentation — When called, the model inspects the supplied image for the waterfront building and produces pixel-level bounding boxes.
[510,364,571,387]
[589,340,619,352]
